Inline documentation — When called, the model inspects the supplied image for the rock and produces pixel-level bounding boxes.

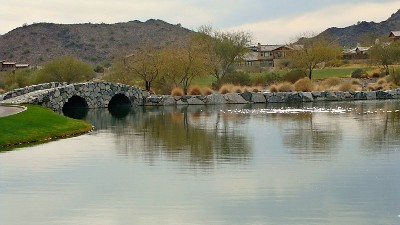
[205,94,226,104]
[301,92,314,102]
[240,92,252,102]
[224,93,248,104]
[251,93,266,103]
[187,96,205,105]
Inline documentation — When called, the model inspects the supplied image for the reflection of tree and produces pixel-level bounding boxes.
[274,113,343,160]
[356,101,400,153]
[83,105,251,168]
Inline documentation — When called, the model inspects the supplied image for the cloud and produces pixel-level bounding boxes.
[225,1,400,44]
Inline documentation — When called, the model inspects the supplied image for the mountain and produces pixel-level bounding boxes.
[315,9,400,47]
[0,19,192,66]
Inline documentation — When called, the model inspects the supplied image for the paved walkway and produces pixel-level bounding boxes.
[0,105,26,117]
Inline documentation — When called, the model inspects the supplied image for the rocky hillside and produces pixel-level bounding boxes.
[0,19,192,66]
[315,9,400,47]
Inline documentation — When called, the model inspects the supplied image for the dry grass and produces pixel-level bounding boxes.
[351,79,362,86]
[269,85,278,92]
[188,85,202,95]
[335,82,361,92]
[321,77,341,89]
[277,82,294,92]
[377,78,387,85]
[219,84,234,94]
[0,89,5,95]
[202,87,214,95]
[233,86,243,93]
[171,87,184,96]
[294,77,313,92]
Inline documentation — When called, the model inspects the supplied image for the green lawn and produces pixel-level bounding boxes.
[0,104,92,149]
[192,75,217,87]
[312,67,361,79]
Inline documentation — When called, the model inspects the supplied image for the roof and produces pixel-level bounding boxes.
[389,31,400,38]
[259,45,290,51]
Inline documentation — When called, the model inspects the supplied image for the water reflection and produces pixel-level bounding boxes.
[63,101,400,162]
[74,105,252,168]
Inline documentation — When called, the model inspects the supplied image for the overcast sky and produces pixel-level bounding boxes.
[1,0,399,44]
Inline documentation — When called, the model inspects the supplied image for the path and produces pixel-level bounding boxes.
[0,105,26,117]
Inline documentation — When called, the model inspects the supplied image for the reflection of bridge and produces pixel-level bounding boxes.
[0,82,146,111]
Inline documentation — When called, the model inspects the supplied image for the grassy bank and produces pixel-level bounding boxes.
[0,104,92,149]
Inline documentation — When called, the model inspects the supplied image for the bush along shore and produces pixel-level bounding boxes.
[0,104,93,149]
[142,89,400,106]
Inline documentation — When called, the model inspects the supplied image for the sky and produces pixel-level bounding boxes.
[1,0,399,44]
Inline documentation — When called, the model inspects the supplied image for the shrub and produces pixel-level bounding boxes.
[233,86,243,93]
[277,82,294,92]
[371,72,382,78]
[389,68,400,85]
[213,71,251,89]
[0,89,5,94]
[377,78,387,85]
[336,82,360,92]
[321,77,340,89]
[351,79,362,86]
[188,85,202,95]
[294,77,313,92]
[282,69,307,83]
[251,72,281,86]
[219,84,234,94]
[351,69,367,78]
[171,87,184,96]
[202,87,214,95]
[269,84,278,92]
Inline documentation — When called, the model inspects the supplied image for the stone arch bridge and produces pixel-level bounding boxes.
[0,82,147,111]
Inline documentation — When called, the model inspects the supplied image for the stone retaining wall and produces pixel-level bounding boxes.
[143,90,400,106]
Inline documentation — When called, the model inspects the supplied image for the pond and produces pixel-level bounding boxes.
[1,101,400,225]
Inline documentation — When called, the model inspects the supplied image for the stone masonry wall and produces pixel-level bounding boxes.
[143,90,400,106]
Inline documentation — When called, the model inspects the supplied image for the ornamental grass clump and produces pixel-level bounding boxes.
[188,85,202,95]
[336,82,361,92]
[269,84,278,93]
[294,77,314,92]
[202,87,214,95]
[171,87,184,96]
[219,84,234,94]
[321,77,341,89]
[277,82,294,92]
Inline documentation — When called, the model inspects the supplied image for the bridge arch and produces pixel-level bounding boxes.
[108,93,132,108]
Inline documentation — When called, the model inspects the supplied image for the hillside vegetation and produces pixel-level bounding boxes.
[0,19,191,66]
[315,9,400,46]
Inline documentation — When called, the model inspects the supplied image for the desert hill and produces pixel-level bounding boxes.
[0,19,192,66]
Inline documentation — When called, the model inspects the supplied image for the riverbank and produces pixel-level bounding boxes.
[0,104,93,149]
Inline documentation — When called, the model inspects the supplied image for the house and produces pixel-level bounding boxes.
[342,46,371,60]
[0,60,29,71]
[243,43,293,67]
[389,31,400,42]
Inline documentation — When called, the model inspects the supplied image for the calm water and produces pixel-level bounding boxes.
[1,101,400,225]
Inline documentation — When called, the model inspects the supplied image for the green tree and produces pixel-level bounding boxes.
[160,34,212,94]
[369,41,400,75]
[35,56,94,83]
[287,37,342,79]
[198,26,252,80]
[121,43,163,91]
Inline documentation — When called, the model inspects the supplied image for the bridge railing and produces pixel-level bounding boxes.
[0,82,68,101]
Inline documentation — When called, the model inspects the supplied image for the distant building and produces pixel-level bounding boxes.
[389,31,400,42]
[342,46,371,60]
[0,60,29,71]
[242,43,293,67]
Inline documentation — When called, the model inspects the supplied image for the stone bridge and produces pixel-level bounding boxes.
[0,82,147,111]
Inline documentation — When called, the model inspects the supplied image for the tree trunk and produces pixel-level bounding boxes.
[145,81,151,91]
